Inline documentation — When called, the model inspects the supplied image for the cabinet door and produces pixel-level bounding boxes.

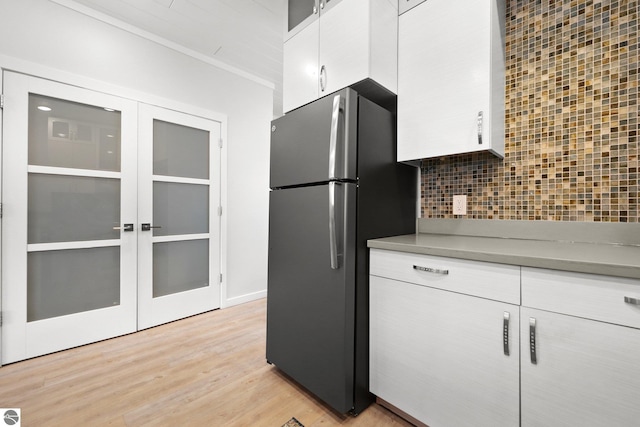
[521,308,640,427]
[397,0,498,161]
[285,0,318,40]
[283,19,320,113]
[318,0,369,96]
[370,276,520,427]
[319,0,397,97]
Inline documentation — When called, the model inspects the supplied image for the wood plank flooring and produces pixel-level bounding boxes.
[0,298,412,426]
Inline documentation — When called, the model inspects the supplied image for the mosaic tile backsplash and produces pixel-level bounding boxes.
[421,0,638,222]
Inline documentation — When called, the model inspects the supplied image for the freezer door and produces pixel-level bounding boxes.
[267,183,357,413]
[270,88,358,188]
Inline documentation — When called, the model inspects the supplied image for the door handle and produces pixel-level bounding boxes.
[624,296,640,305]
[477,111,484,145]
[529,317,537,364]
[141,223,162,231]
[329,182,339,269]
[328,93,344,179]
[113,223,134,232]
[503,311,510,356]
[320,65,327,93]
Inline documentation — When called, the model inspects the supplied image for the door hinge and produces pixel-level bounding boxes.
[219,274,223,283]
[0,202,3,218]
[219,138,223,148]
[218,206,223,216]
[0,94,4,109]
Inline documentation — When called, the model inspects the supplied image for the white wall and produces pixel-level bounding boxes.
[0,0,272,306]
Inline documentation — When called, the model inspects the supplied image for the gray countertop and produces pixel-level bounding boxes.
[367,219,640,280]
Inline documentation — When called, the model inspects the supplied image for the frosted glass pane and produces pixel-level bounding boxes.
[153,182,209,236]
[153,239,209,297]
[29,94,121,171]
[28,174,120,244]
[153,120,209,179]
[28,247,120,321]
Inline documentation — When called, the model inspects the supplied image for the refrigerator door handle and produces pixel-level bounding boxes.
[329,181,339,269]
[328,93,344,179]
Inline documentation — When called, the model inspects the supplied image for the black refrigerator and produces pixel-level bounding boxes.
[266,87,416,415]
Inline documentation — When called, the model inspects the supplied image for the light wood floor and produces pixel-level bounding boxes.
[0,298,412,426]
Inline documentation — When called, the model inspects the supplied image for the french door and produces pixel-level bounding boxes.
[137,104,221,330]
[1,72,221,363]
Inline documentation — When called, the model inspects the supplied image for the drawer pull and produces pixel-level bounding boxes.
[529,317,537,365]
[413,265,449,275]
[624,296,640,306]
[503,312,510,356]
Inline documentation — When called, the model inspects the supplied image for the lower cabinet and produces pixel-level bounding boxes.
[521,307,640,427]
[369,249,640,426]
[369,249,520,427]
[520,267,640,427]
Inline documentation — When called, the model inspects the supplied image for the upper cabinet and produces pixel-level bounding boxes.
[283,0,398,113]
[284,0,343,41]
[397,0,506,162]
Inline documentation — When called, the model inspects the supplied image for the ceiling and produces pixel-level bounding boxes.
[64,0,285,116]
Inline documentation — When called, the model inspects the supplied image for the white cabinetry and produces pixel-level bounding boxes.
[521,268,640,427]
[397,0,505,161]
[283,0,398,113]
[369,249,520,427]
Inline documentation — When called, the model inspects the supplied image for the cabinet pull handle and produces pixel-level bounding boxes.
[320,65,327,92]
[313,4,318,14]
[413,265,449,275]
[503,312,510,356]
[477,111,483,145]
[529,317,537,365]
[320,0,325,9]
[624,296,640,305]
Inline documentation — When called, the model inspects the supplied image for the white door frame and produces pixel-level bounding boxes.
[0,63,228,364]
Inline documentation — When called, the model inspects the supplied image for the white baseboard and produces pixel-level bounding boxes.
[222,290,267,308]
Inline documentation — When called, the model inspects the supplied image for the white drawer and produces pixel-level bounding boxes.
[369,249,520,304]
[522,267,640,329]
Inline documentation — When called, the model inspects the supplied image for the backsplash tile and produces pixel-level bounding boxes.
[420,0,638,222]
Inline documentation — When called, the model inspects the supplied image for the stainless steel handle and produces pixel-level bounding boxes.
[141,223,162,231]
[313,3,318,14]
[329,181,339,269]
[529,317,537,365]
[113,223,134,232]
[477,111,483,145]
[328,93,343,179]
[320,65,327,92]
[503,311,510,356]
[413,265,449,275]
[625,296,640,305]
[320,0,325,9]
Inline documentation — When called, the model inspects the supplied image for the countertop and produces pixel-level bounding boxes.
[367,219,640,280]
